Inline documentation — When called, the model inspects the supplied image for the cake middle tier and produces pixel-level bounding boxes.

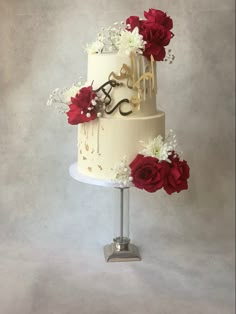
[77,111,165,180]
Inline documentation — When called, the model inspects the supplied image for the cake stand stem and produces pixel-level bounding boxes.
[120,187,124,240]
[103,187,141,262]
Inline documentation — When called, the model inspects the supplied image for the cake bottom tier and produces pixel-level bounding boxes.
[77,111,165,180]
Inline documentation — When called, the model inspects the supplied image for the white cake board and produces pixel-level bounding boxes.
[69,162,141,262]
[69,162,133,188]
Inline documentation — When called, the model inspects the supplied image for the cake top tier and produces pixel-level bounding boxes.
[87,53,158,118]
[78,9,175,120]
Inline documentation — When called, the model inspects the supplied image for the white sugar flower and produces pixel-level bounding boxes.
[118,27,145,56]
[86,40,104,54]
[141,130,178,162]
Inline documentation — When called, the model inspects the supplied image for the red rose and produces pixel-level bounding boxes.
[129,154,169,193]
[126,9,174,61]
[67,104,95,125]
[126,16,144,32]
[66,86,97,125]
[142,23,173,46]
[164,153,190,195]
[141,23,172,61]
[144,9,173,30]
[71,86,96,111]
[144,43,166,61]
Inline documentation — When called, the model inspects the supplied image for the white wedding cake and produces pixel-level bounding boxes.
[48,8,190,194]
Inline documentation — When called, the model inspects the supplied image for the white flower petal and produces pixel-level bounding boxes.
[118,27,145,56]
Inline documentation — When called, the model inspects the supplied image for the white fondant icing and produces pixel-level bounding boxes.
[78,112,165,179]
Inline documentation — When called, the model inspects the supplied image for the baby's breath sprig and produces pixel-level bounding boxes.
[86,21,125,54]
[46,79,84,114]
[164,49,175,64]
[114,156,133,187]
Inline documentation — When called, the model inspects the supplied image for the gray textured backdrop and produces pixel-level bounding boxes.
[0,1,235,314]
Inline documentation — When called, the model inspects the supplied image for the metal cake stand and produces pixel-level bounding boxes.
[69,162,141,262]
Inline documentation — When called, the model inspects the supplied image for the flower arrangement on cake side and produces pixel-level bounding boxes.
[114,130,190,194]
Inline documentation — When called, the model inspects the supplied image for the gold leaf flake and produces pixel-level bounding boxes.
[83,156,87,160]
[88,167,92,172]
[98,165,103,170]
[85,143,89,151]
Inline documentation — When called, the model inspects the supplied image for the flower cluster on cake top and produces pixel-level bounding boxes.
[86,8,174,61]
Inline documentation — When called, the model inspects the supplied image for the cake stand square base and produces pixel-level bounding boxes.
[104,243,141,262]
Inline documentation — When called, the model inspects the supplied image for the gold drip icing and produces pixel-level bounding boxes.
[108,53,156,111]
